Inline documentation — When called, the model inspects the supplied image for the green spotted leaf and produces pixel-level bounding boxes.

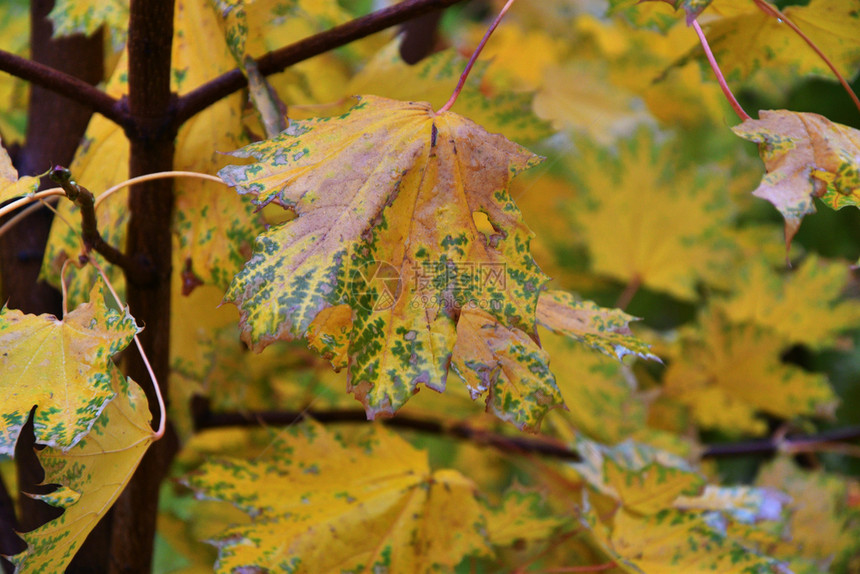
[10,371,154,573]
[182,421,492,573]
[0,281,140,456]
[220,95,551,425]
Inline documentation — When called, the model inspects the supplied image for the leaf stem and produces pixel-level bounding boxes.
[59,259,73,317]
[0,197,61,241]
[691,20,751,122]
[752,0,860,115]
[437,0,518,114]
[0,188,65,220]
[94,170,226,210]
[89,258,166,441]
[615,274,641,310]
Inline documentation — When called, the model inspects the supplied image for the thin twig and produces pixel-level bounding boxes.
[0,196,59,240]
[50,167,154,285]
[194,406,583,461]
[90,258,166,441]
[174,0,469,125]
[438,0,518,113]
[692,20,751,122]
[0,188,65,220]
[0,49,126,126]
[94,171,226,210]
[752,0,860,114]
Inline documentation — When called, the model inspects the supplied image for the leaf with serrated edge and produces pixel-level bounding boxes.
[183,421,492,573]
[10,370,154,573]
[0,281,139,456]
[220,95,548,421]
[537,289,658,361]
[718,255,860,349]
[664,311,837,436]
[733,110,860,250]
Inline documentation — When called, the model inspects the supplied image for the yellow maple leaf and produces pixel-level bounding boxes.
[182,421,492,573]
[663,311,837,435]
[10,372,154,573]
[703,0,860,81]
[568,129,734,301]
[536,289,657,361]
[485,488,566,548]
[573,13,725,127]
[219,95,552,425]
[718,255,860,348]
[0,281,140,456]
[732,110,860,249]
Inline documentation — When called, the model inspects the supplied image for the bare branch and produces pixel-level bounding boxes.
[195,405,860,463]
[0,49,126,126]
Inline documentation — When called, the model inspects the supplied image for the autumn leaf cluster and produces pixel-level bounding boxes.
[1,0,860,572]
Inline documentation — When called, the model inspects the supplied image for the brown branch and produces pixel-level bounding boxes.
[194,406,583,461]
[0,49,126,127]
[194,406,860,462]
[49,167,154,285]
[174,0,469,126]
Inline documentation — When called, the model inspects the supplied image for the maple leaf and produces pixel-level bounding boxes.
[10,372,154,573]
[703,0,860,81]
[732,110,860,249]
[567,129,735,301]
[220,95,549,422]
[183,421,493,573]
[717,255,860,348]
[0,281,140,456]
[573,13,725,128]
[485,489,566,547]
[572,436,790,573]
[663,311,837,435]
[0,135,38,203]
